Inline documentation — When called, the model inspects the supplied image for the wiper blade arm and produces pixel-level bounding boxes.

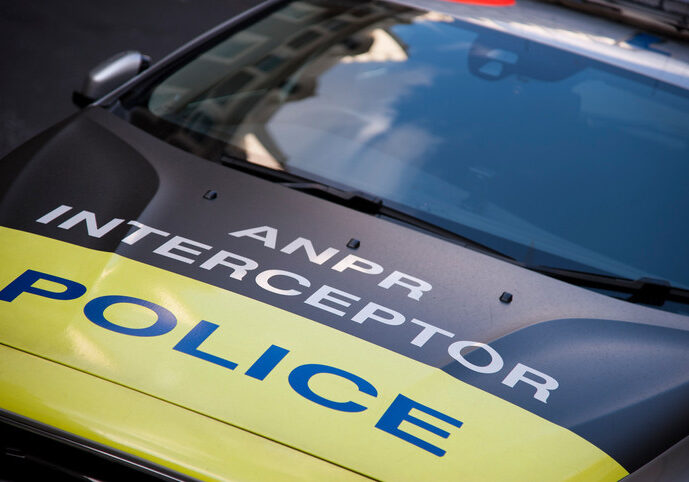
[529,265,689,306]
[377,203,514,261]
[219,154,514,261]
[281,182,514,261]
[220,153,302,184]
[280,182,383,214]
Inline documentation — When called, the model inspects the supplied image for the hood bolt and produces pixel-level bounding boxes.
[346,238,360,249]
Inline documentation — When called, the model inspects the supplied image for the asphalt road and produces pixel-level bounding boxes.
[0,0,258,158]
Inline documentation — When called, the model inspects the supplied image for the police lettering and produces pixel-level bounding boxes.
[0,268,465,456]
[32,205,560,405]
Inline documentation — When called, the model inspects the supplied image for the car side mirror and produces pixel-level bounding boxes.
[73,51,151,108]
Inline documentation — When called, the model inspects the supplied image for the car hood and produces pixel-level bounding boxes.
[1,107,688,480]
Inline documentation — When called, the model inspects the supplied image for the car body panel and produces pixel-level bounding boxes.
[2,0,689,479]
[0,225,627,480]
[1,106,688,479]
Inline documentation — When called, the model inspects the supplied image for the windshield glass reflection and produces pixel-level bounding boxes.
[132,0,689,289]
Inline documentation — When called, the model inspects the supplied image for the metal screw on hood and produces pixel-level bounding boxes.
[346,238,360,249]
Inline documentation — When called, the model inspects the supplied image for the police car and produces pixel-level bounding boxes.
[1,0,688,480]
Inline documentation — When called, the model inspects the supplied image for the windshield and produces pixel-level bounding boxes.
[120,0,689,289]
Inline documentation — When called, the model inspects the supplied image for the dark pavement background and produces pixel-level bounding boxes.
[0,1,258,158]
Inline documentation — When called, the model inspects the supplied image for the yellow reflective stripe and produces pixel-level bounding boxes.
[0,227,628,480]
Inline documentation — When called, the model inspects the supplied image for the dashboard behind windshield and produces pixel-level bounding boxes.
[119,0,689,289]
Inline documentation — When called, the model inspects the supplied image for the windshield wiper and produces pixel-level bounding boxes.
[220,154,689,307]
[284,181,514,261]
[219,154,514,261]
[526,265,689,306]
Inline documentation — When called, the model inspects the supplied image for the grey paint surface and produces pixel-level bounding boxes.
[2,106,688,471]
[2,0,689,476]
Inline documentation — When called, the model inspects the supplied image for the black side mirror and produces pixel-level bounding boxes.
[73,51,151,108]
